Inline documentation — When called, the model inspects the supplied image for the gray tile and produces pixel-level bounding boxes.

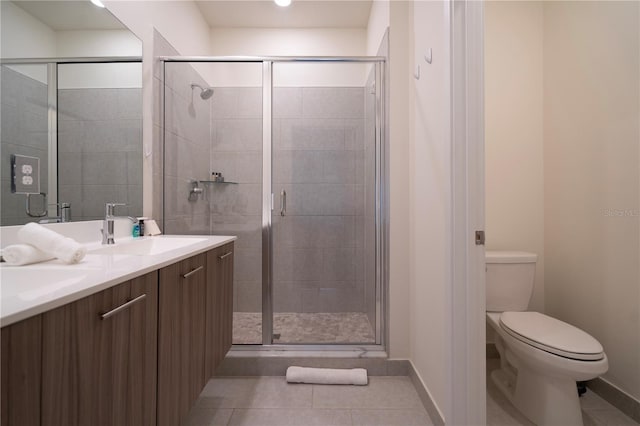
[164,175,210,219]
[273,87,303,119]
[116,88,142,120]
[323,248,356,281]
[210,150,262,184]
[80,152,128,185]
[183,408,233,426]
[322,150,356,184]
[233,248,262,281]
[302,88,364,119]
[344,120,365,151]
[210,215,262,248]
[273,282,303,312]
[278,119,346,151]
[228,408,352,426]
[212,119,262,151]
[198,377,313,409]
[273,247,324,282]
[236,281,262,312]
[209,184,261,216]
[57,152,82,185]
[237,87,262,119]
[302,184,357,216]
[164,132,209,179]
[273,150,324,184]
[351,409,433,426]
[272,216,356,249]
[312,377,424,410]
[318,287,364,313]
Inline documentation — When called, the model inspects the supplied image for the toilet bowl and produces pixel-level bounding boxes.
[486,251,608,426]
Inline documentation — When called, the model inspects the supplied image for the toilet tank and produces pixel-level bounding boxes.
[486,251,537,312]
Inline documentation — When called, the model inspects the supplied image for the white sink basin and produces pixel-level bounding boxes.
[90,237,208,256]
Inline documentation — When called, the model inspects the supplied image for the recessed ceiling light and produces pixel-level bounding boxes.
[274,0,291,7]
[90,0,106,8]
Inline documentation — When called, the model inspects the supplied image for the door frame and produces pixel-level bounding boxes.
[450,0,486,424]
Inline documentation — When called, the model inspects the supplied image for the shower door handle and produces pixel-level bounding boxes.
[280,189,286,216]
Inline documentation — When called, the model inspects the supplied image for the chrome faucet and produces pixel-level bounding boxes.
[39,202,71,224]
[102,203,138,245]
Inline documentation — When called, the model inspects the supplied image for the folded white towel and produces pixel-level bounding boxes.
[18,222,86,264]
[286,366,368,386]
[2,244,55,266]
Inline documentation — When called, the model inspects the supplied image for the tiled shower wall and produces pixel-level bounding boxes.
[162,61,212,234]
[209,87,374,315]
[57,88,142,221]
[0,66,49,225]
[209,87,263,313]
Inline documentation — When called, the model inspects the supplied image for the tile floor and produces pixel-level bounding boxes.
[233,312,375,345]
[184,376,433,426]
[487,358,639,426]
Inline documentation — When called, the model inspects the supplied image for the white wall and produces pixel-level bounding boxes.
[0,1,56,59]
[208,28,368,87]
[1,2,142,88]
[366,0,389,56]
[485,2,545,312]
[0,1,56,82]
[58,63,142,89]
[56,30,141,57]
[543,1,640,401]
[386,1,411,362]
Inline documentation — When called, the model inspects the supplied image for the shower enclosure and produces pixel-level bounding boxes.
[161,57,386,347]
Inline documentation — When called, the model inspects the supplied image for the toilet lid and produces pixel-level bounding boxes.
[499,312,605,361]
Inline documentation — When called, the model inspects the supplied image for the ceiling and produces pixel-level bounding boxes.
[196,0,373,28]
[13,1,373,31]
[12,1,126,31]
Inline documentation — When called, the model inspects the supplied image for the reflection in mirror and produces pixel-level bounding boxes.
[0,1,142,226]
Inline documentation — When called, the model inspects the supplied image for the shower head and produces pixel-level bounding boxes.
[191,83,214,100]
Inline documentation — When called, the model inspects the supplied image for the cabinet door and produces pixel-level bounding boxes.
[1,315,42,426]
[158,253,207,426]
[120,273,158,426]
[41,273,157,426]
[206,242,234,378]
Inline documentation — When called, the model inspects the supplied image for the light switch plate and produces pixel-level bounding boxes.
[11,154,41,194]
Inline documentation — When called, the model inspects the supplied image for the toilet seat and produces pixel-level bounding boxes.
[499,311,605,361]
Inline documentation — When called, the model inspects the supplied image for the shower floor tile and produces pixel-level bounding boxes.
[233,312,375,344]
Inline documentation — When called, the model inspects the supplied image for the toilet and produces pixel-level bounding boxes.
[486,251,608,426]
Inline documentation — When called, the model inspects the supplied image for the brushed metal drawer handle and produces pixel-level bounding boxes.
[218,251,233,260]
[100,294,147,320]
[182,265,204,279]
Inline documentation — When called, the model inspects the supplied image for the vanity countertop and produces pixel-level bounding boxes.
[0,234,236,328]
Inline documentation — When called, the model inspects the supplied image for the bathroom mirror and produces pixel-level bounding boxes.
[0,1,143,226]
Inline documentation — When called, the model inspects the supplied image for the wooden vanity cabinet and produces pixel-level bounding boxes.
[1,242,234,426]
[40,272,158,426]
[206,242,234,377]
[1,315,42,426]
[157,253,208,426]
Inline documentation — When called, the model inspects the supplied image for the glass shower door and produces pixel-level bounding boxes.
[163,61,264,344]
[270,61,378,344]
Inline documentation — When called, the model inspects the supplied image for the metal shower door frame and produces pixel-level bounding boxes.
[159,56,387,351]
